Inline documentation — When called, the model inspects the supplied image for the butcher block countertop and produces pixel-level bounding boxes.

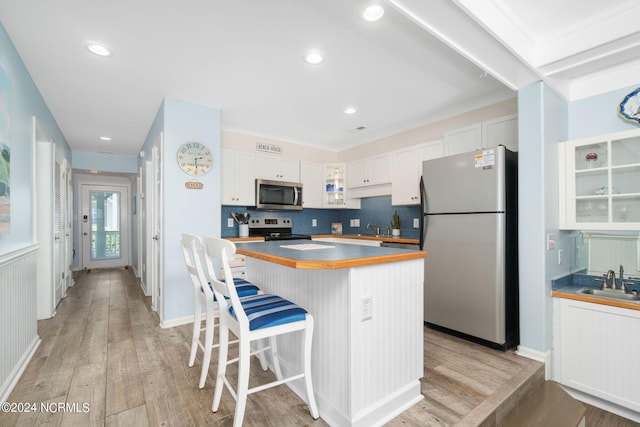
[552,273,640,311]
[234,239,426,270]
[312,234,420,245]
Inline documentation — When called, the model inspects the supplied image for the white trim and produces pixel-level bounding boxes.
[515,346,551,380]
[0,336,41,403]
[160,314,195,329]
[0,243,40,266]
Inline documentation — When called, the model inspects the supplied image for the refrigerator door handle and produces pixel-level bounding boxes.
[420,177,426,250]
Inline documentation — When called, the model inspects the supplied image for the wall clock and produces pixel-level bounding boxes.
[177,142,212,176]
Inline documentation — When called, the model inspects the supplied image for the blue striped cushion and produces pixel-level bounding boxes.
[202,278,259,300]
[228,294,307,330]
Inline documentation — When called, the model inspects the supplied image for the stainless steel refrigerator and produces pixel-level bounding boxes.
[419,145,518,350]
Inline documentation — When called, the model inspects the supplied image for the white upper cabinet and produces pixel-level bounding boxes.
[347,153,391,188]
[444,123,482,156]
[445,115,519,156]
[300,161,324,209]
[221,148,256,206]
[392,139,444,205]
[255,154,300,182]
[482,114,518,152]
[559,128,640,230]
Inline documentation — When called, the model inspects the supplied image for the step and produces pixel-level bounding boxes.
[502,381,586,427]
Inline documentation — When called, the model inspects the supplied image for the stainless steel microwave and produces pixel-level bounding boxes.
[255,179,303,210]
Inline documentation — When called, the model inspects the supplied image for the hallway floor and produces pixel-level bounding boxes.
[1,268,637,426]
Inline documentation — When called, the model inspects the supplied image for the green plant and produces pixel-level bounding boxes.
[391,210,401,229]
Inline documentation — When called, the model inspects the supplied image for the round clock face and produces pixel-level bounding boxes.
[177,142,212,176]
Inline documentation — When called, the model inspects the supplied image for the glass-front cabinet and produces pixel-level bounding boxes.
[324,164,346,207]
[559,128,640,230]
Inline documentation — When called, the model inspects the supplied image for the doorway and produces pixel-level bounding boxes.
[81,184,130,270]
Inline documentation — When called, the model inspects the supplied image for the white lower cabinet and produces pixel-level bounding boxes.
[552,298,640,414]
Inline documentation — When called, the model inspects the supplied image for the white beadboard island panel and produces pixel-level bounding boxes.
[246,257,424,427]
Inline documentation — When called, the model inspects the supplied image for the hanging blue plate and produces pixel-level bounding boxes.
[619,87,640,123]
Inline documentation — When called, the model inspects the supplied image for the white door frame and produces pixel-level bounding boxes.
[81,184,130,270]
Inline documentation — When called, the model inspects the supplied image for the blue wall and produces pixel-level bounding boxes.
[73,150,138,174]
[222,195,421,239]
[0,23,71,254]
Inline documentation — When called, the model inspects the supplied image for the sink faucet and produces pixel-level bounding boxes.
[367,223,380,235]
[605,269,616,289]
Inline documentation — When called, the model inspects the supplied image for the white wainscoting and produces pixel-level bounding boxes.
[247,257,424,427]
[0,244,41,402]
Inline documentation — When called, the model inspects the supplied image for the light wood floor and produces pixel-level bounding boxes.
[2,268,637,426]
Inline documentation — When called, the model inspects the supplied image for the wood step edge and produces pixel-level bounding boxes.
[502,381,586,427]
[456,359,545,427]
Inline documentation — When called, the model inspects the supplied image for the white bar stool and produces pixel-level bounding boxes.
[204,236,319,427]
[181,232,259,389]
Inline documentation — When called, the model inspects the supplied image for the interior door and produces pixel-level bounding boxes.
[145,137,162,316]
[53,160,62,305]
[81,184,129,269]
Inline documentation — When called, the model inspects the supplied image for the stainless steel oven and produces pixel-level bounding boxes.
[255,179,303,210]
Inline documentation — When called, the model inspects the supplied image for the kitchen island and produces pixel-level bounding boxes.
[234,240,426,427]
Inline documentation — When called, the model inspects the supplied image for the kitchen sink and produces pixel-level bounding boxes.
[578,287,640,303]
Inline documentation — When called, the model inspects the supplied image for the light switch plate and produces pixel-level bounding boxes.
[312,219,317,227]
[413,218,420,228]
[354,219,360,227]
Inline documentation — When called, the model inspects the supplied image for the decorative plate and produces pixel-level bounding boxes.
[618,87,640,124]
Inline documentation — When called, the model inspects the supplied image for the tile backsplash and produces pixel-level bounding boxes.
[222,195,421,239]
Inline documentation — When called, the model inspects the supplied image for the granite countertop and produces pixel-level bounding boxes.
[552,272,640,311]
[234,239,426,270]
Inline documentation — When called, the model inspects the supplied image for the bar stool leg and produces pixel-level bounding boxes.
[304,316,319,419]
[189,299,201,367]
[199,302,216,388]
[212,324,229,413]
[270,336,283,380]
[234,338,251,427]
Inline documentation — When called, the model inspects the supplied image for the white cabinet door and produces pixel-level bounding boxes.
[347,159,368,188]
[553,298,640,413]
[368,153,391,186]
[483,114,518,151]
[300,161,324,208]
[347,154,391,188]
[256,155,300,182]
[221,149,256,206]
[445,123,482,156]
[559,128,640,230]
[392,147,420,205]
[393,140,444,205]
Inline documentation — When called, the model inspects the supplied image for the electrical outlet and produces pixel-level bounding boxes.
[413,218,419,228]
[312,218,317,227]
[227,218,234,227]
[361,296,372,320]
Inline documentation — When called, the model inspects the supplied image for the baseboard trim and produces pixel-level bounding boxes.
[0,335,41,403]
[160,315,194,329]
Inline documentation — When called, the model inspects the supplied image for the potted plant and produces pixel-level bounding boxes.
[391,210,401,237]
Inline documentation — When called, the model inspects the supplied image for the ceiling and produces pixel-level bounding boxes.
[1,0,639,157]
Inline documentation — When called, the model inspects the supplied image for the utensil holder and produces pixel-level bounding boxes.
[239,224,249,238]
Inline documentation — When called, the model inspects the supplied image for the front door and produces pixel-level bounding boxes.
[81,184,129,270]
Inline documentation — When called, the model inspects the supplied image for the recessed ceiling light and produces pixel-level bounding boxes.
[362,4,384,21]
[99,136,112,141]
[344,107,357,115]
[304,50,324,65]
[86,42,112,57]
